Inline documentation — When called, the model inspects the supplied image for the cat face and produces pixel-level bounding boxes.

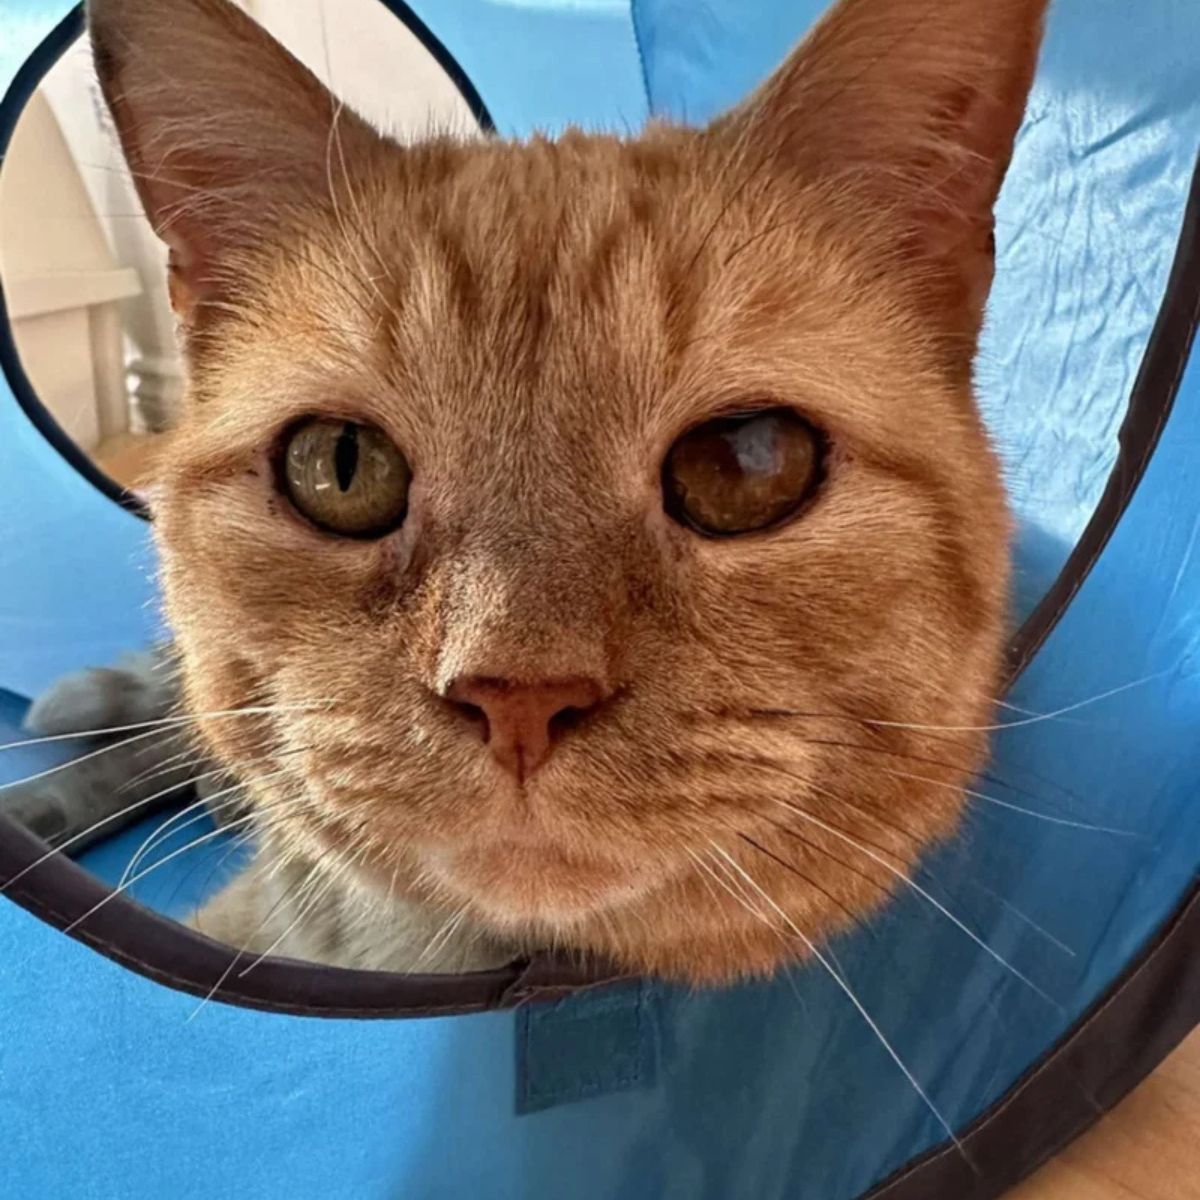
[89,0,1045,981]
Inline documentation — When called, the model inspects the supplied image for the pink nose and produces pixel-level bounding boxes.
[444,675,608,783]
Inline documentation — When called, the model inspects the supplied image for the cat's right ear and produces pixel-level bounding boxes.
[87,0,382,320]
[707,0,1048,350]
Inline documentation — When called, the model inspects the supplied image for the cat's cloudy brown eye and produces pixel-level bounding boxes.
[663,409,822,536]
[281,418,411,538]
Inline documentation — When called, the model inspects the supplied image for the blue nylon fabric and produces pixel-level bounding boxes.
[516,981,657,1114]
[1,2,1199,1198]
[0,384,162,698]
[401,0,649,136]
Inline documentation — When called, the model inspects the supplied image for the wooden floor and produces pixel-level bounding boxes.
[1008,1029,1200,1199]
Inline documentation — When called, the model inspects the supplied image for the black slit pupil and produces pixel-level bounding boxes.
[334,422,359,492]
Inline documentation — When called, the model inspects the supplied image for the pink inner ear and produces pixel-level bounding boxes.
[164,239,213,319]
[165,248,192,316]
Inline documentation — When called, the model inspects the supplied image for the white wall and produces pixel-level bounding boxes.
[0,87,141,451]
[39,35,180,435]
[248,0,478,142]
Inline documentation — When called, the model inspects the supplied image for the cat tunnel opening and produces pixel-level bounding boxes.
[1,5,1199,1200]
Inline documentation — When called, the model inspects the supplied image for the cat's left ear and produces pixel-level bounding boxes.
[88,0,384,321]
[709,0,1049,348]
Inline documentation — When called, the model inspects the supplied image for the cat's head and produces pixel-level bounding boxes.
[89,0,1045,981]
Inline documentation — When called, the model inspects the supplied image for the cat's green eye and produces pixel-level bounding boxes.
[281,418,411,538]
[663,409,822,536]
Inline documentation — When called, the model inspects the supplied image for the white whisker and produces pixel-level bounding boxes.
[968,882,1076,959]
[65,822,252,934]
[0,700,331,757]
[1,771,232,894]
[0,727,178,791]
[118,774,270,888]
[769,797,1061,1010]
[413,905,471,972]
[235,847,366,980]
[970,790,1138,835]
[186,850,326,1020]
[118,742,210,794]
[863,671,1172,734]
[706,841,966,1160]
[877,765,1137,837]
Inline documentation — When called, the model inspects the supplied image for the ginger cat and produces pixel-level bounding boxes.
[15,0,1046,981]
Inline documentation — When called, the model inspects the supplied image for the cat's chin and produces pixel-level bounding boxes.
[421,837,660,927]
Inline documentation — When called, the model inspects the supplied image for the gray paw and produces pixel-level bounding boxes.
[2,788,73,846]
[6,645,251,855]
[0,733,191,853]
[24,648,178,736]
[3,645,192,853]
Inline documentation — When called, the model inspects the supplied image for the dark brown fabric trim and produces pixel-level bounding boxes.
[1006,151,1200,678]
[861,874,1200,1200]
[0,813,629,1015]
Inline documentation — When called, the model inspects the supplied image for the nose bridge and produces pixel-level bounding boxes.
[432,524,623,693]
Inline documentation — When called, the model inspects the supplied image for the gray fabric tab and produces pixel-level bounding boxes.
[515,981,657,1114]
